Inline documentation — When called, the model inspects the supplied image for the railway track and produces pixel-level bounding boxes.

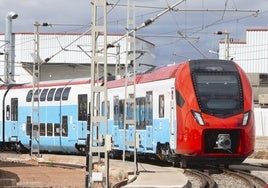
[228,164,268,188]
[184,166,267,188]
[0,153,267,187]
[184,169,217,188]
[224,169,266,188]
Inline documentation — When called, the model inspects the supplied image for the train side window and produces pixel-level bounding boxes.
[47,123,53,136]
[6,105,10,120]
[26,116,31,136]
[119,99,125,129]
[54,88,63,101]
[26,90,33,102]
[101,100,110,119]
[40,123,45,136]
[62,87,71,100]
[159,95,165,118]
[136,97,146,130]
[62,116,68,137]
[175,90,185,108]
[54,123,60,136]
[34,89,41,101]
[11,98,18,121]
[78,94,87,121]
[47,88,56,101]
[145,91,153,126]
[113,96,119,126]
[126,94,134,122]
[40,89,48,101]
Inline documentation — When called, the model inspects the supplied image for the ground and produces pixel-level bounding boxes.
[0,150,267,188]
[0,154,129,188]
[250,150,268,160]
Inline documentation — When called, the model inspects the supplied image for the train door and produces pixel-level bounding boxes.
[113,96,119,148]
[61,115,68,139]
[136,97,146,150]
[7,98,19,142]
[145,91,153,151]
[78,94,88,138]
[113,96,125,150]
[169,87,176,150]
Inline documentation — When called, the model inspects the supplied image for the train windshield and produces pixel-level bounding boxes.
[193,72,243,117]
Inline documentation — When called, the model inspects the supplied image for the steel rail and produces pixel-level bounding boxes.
[224,169,267,188]
[184,169,217,188]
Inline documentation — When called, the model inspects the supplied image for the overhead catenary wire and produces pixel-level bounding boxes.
[1,0,263,66]
[43,27,92,63]
[103,0,186,50]
[177,31,207,58]
[107,3,259,13]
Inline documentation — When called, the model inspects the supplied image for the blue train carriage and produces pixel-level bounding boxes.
[0,78,91,153]
[107,64,181,160]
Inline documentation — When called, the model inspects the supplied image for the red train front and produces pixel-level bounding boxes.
[175,59,255,166]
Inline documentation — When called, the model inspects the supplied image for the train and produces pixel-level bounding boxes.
[0,59,255,167]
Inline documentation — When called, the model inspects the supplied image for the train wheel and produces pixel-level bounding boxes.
[180,159,187,169]
[172,161,179,167]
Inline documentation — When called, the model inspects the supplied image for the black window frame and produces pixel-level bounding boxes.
[47,123,53,136]
[40,89,49,101]
[62,116,68,137]
[26,90,33,102]
[26,116,31,136]
[34,89,41,101]
[54,123,60,136]
[176,89,185,108]
[78,94,88,121]
[54,88,63,101]
[159,95,165,118]
[11,98,18,121]
[47,88,56,101]
[62,87,71,100]
[40,123,46,136]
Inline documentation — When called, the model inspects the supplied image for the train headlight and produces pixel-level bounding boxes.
[242,111,250,126]
[191,110,205,126]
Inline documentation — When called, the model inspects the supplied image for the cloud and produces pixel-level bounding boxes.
[0,0,267,65]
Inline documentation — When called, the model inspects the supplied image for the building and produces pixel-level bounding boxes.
[219,29,268,104]
[0,32,155,83]
[218,29,268,136]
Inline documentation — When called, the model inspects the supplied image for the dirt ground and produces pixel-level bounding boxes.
[0,154,130,188]
[0,160,87,187]
[0,150,267,188]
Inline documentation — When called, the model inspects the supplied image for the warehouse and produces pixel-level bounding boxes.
[0,32,155,83]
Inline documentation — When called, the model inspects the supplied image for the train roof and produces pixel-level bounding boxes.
[0,77,91,90]
[108,63,182,88]
[0,63,183,90]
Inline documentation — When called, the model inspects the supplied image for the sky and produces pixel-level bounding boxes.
[0,0,267,66]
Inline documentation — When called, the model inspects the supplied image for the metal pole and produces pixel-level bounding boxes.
[4,11,18,84]
[87,0,109,187]
[31,21,41,157]
[225,31,230,60]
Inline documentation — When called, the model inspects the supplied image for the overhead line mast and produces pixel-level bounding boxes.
[87,0,186,187]
[31,22,41,157]
[123,0,137,175]
[87,0,110,187]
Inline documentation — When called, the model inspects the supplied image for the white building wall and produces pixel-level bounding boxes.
[254,107,268,136]
[0,33,155,83]
[219,29,268,73]
[13,33,154,65]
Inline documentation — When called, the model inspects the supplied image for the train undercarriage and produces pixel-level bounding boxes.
[0,141,27,153]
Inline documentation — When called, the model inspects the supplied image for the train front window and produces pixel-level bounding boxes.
[193,73,243,117]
